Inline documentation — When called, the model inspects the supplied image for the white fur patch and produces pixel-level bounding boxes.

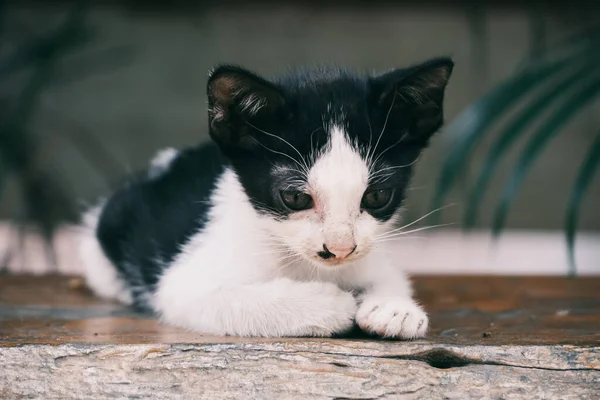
[148,147,178,179]
[78,202,132,305]
[263,123,381,267]
[308,125,370,253]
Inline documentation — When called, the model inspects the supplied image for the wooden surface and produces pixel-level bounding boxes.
[1,275,599,346]
[0,275,599,399]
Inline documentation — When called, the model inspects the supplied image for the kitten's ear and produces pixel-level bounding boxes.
[370,57,454,144]
[207,65,285,152]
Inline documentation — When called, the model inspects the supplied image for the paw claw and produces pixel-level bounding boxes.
[356,296,428,340]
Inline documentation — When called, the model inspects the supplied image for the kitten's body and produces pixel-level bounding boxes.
[79,60,453,338]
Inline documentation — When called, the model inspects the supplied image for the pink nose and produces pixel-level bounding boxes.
[318,244,357,260]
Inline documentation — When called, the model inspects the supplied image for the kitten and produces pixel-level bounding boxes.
[80,58,453,338]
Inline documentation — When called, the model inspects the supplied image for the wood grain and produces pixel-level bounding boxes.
[0,275,598,399]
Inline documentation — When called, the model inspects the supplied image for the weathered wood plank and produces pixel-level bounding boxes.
[0,275,598,399]
[1,342,598,399]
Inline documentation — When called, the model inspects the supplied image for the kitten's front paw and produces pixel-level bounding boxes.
[356,296,428,339]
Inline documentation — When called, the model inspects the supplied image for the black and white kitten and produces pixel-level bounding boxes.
[80,58,453,338]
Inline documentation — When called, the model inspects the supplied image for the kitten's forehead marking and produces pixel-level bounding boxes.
[308,124,369,217]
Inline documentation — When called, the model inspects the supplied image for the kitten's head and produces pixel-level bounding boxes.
[206,59,453,268]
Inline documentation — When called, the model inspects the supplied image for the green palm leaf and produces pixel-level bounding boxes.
[430,33,600,224]
[464,60,598,228]
[492,74,600,235]
[430,63,566,219]
[565,134,600,276]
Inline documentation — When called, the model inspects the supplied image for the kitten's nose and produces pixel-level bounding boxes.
[317,243,357,260]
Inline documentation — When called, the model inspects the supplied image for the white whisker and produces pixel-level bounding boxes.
[248,136,308,177]
[375,204,456,238]
[376,223,455,240]
[370,133,409,171]
[368,152,419,183]
[365,109,374,159]
[367,89,397,167]
[243,119,310,175]
[309,126,323,164]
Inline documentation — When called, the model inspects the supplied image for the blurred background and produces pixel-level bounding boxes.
[1,1,599,276]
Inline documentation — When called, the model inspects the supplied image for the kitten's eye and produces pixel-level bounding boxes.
[361,188,393,210]
[280,190,313,211]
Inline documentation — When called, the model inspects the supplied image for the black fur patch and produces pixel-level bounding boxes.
[96,143,227,310]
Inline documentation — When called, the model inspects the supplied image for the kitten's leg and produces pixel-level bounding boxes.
[352,253,428,339]
[154,276,357,337]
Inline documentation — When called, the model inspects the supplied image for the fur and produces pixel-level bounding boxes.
[79,58,454,338]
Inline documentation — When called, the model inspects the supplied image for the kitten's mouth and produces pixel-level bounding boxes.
[308,248,366,268]
[285,242,369,268]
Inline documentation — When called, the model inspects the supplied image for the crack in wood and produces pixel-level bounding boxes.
[39,342,599,373]
[380,348,600,372]
[230,346,599,372]
[329,361,351,368]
